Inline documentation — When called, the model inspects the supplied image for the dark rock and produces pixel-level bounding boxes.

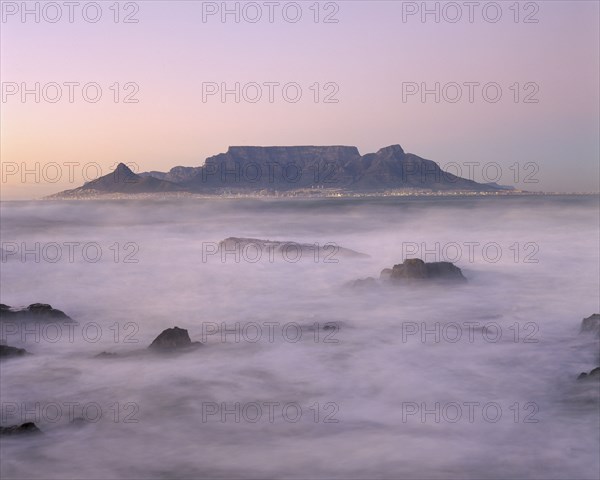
[577,367,600,381]
[347,277,379,288]
[0,303,74,323]
[0,422,41,436]
[149,327,196,351]
[0,344,30,359]
[580,314,600,337]
[380,268,393,280]
[381,258,467,283]
[94,351,118,358]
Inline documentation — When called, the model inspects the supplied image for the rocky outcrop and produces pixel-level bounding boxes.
[95,327,201,357]
[0,344,30,359]
[148,327,199,351]
[577,367,600,381]
[580,314,600,337]
[218,237,369,260]
[349,258,466,288]
[0,303,74,323]
[0,422,41,436]
[383,259,467,283]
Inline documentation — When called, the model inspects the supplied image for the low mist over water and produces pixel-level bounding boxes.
[1,196,599,479]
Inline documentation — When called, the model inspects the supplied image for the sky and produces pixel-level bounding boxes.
[0,0,599,199]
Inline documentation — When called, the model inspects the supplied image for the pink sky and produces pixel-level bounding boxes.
[1,1,599,199]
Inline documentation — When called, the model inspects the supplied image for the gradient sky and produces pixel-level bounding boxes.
[1,0,599,199]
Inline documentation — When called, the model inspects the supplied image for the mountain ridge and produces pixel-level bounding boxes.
[49,144,508,197]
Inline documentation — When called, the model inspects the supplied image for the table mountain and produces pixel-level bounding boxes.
[49,145,505,197]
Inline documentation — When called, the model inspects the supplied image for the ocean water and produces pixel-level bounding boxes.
[0,195,599,479]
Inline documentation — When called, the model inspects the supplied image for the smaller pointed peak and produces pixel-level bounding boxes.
[115,162,133,173]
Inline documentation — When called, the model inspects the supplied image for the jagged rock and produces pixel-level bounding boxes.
[382,259,466,283]
[0,303,74,323]
[580,314,600,337]
[0,422,41,436]
[577,367,600,381]
[0,344,30,359]
[149,327,198,351]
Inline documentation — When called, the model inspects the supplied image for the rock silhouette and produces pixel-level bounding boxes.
[0,344,30,359]
[383,259,467,283]
[0,422,41,436]
[0,303,74,323]
[577,367,600,381]
[148,327,198,351]
[580,313,600,337]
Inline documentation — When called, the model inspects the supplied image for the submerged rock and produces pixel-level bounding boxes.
[348,259,466,289]
[149,327,199,351]
[94,351,118,358]
[0,344,30,359]
[383,259,467,283]
[0,422,41,436]
[218,237,369,260]
[577,367,600,381]
[346,277,378,288]
[580,314,600,337]
[0,303,74,323]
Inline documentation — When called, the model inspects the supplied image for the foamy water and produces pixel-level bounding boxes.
[1,196,599,479]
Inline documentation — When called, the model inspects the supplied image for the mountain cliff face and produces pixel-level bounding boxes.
[347,145,493,191]
[139,166,202,183]
[49,145,504,197]
[185,146,361,190]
